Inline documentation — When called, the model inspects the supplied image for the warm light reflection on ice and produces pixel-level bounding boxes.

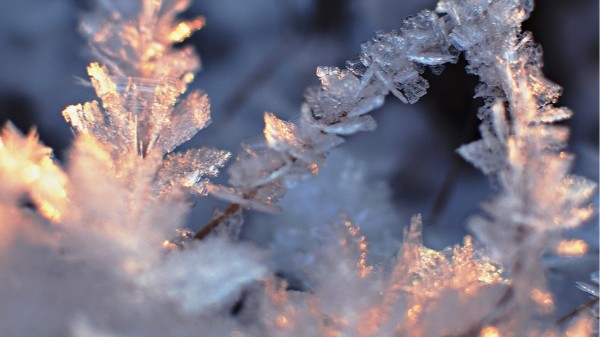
[481,325,501,337]
[556,239,588,257]
[169,18,205,43]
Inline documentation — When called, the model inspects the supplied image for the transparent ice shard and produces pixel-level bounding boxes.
[346,55,367,78]
[156,91,212,154]
[457,139,505,175]
[206,183,283,213]
[227,140,289,190]
[576,281,599,298]
[319,115,377,135]
[396,76,430,104]
[264,112,300,152]
[63,63,138,154]
[79,0,203,79]
[155,148,230,197]
[65,0,229,205]
[535,107,573,124]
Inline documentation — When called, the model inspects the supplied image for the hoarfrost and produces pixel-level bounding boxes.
[0,0,596,336]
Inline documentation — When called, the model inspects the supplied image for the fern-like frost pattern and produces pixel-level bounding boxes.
[0,0,596,336]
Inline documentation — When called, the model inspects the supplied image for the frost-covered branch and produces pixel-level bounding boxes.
[64,0,229,193]
[208,0,596,335]
[0,1,268,335]
[0,0,596,336]
[437,0,596,333]
[207,9,459,212]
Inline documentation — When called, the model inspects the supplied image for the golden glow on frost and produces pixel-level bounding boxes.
[481,325,501,337]
[264,112,298,149]
[169,18,205,43]
[0,126,68,223]
[556,239,588,257]
[530,288,554,313]
[566,315,594,337]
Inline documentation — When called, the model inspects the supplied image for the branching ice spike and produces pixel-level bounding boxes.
[64,0,229,200]
[436,0,596,334]
[202,0,595,335]
[0,0,595,335]
[209,8,458,211]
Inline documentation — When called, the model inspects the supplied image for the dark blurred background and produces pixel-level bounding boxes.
[0,0,597,317]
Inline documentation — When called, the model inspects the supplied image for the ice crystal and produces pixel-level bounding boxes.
[58,0,245,299]
[208,7,460,211]
[78,0,202,80]
[206,0,595,335]
[210,206,245,240]
[0,1,265,335]
[0,0,596,336]
[249,214,507,336]
[64,0,229,200]
[577,271,600,299]
[437,0,596,255]
[52,0,236,257]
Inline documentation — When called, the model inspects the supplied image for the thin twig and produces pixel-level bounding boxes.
[556,296,599,325]
[194,203,241,240]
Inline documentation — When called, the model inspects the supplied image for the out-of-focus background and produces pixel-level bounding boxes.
[0,0,597,320]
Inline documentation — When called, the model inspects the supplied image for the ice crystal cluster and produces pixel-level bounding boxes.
[0,0,597,336]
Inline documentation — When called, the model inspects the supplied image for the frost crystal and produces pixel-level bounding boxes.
[209,8,459,211]
[252,214,507,336]
[63,0,229,200]
[0,1,262,335]
[436,0,596,257]
[207,0,595,335]
[59,0,238,291]
[0,0,595,336]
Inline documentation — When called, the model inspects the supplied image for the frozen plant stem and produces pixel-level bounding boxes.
[194,203,241,240]
[556,296,599,325]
